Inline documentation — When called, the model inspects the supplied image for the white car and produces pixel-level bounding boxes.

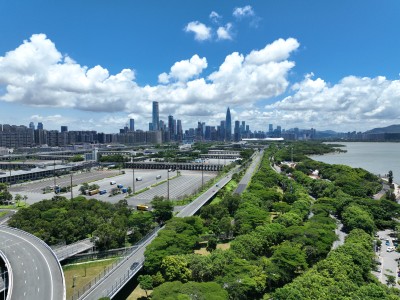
[387,246,395,252]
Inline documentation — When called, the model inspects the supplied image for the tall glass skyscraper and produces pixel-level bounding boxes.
[152,101,159,131]
[129,118,135,131]
[225,107,232,141]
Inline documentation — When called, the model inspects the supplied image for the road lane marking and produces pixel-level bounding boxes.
[0,228,56,300]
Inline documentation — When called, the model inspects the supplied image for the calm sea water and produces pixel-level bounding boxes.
[309,142,400,185]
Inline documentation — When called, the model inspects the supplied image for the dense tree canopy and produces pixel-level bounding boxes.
[8,196,131,248]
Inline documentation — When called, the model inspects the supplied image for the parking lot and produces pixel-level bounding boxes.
[373,229,400,287]
[9,170,121,193]
[9,168,217,207]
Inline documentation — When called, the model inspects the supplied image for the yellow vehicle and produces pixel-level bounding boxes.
[136,204,149,211]
[89,189,99,196]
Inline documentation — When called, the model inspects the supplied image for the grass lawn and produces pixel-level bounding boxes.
[0,211,7,218]
[126,285,151,300]
[63,258,119,299]
[0,202,28,209]
[194,242,231,256]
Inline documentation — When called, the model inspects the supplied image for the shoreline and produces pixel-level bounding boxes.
[380,178,400,201]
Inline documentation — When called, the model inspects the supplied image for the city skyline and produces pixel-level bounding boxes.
[1,1,400,132]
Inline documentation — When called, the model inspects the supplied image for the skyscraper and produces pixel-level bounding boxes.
[225,107,232,141]
[168,115,174,140]
[152,101,159,131]
[177,120,183,141]
[129,119,135,131]
[29,122,35,130]
[220,120,226,141]
[61,126,68,132]
[37,122,43,130]
[234,120,241,142]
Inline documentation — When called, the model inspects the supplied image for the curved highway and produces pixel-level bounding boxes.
[0,226,65,300]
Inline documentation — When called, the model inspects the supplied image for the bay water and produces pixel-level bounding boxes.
[308,142,400,185]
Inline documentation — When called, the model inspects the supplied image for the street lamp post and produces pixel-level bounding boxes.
[202,160,204,188]
[167,168,170,200]
[70,173,73,200]
[132,158,135,195]
[53,159,56,192]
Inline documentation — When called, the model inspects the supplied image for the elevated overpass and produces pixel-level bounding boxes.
[53,238,94,262]
[0,226,66,300]
[125,161,223,171]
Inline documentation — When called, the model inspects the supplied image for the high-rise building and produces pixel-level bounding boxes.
[29,122,35,130]
[225,107,232,141]
[61,126,68,132]
[234,120,241,142]
[269,124,273,133]
[176,120,183,141]
[152,101,159,131]
[168,115,174,140]
[129,119,135,131]
[220,120,226,141]
[159,120,165,131]
[37,122,43,130]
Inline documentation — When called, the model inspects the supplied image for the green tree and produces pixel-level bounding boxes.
[341,204,375,234]
[70,155,84,162]
[79,183,89,195]
[0,183,12,204]
[161,256,191,282]
[386,274,396,287]
[151,196,174,224]
[388,170,393,185]
[14,194,22,206]
[206,237,218,253]
[138,275,153,298]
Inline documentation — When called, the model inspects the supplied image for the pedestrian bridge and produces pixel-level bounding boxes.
[125,162,223,171]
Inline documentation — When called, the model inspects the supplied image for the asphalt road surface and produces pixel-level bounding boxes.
[0,226,65,300]
[235,151,262,194]
[9,170,120,194]
[133,172,216,203]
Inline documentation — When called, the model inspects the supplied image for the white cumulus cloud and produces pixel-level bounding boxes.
[0,34,303,130]
[266,74,400,131]
[217,23,233,40]
[233,5,255,18]
[184,21,212,41]
[158,54,208,83]
[209,11,221,23]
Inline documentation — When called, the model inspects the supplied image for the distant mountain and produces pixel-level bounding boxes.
[315,130,339,138]
[364,124,400,134]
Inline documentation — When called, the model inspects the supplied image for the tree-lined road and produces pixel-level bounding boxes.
[235,150,262,194]
[79,172,233,299]
[0,226,65,300]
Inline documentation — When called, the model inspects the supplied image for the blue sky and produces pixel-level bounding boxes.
[1,0,400,133]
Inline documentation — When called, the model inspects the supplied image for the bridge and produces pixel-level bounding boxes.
[125,161,223,171]
[0,226,66,300]
[53,238,94,262]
